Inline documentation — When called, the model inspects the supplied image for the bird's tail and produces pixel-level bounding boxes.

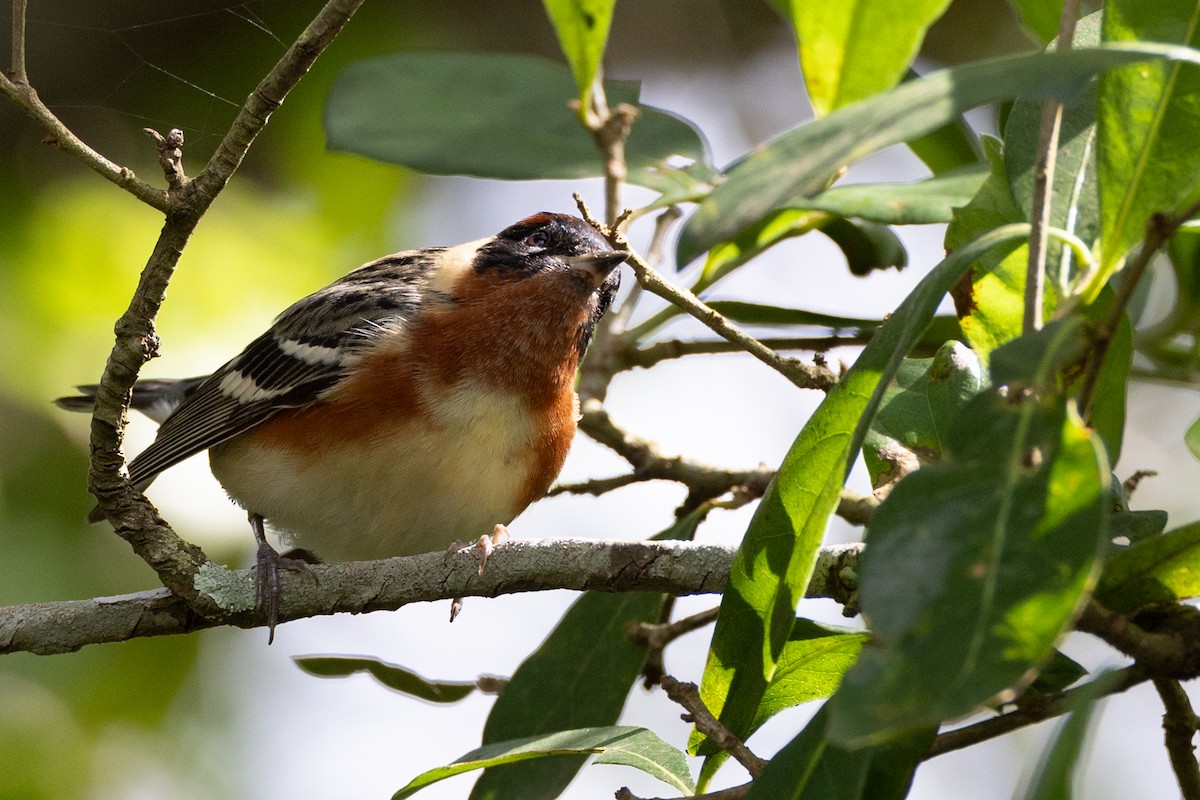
[55,376,209,424]
[56,376,209,523]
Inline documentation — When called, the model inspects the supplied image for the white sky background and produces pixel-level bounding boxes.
[100,35,1200,800]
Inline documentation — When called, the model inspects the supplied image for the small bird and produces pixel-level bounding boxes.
[59,212,626,637]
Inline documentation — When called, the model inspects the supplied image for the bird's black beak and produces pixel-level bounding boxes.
[564,250,628,287]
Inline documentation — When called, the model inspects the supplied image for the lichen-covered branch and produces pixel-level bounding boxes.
[0,540,864,656]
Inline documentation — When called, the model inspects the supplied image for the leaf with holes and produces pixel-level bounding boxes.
[541,0,617,109]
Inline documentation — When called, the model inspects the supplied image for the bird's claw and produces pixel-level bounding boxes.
[445,524,512,622]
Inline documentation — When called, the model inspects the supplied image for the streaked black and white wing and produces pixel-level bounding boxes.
[127,252,442,486]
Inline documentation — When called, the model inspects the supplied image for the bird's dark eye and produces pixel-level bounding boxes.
[525,231,550,248]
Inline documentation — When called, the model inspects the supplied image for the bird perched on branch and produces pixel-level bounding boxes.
[58,212,626,638]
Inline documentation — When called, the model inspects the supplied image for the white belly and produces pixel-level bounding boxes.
[210,386,541,562]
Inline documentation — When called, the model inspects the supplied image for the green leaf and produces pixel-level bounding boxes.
[946,137,1035,360]
[393,727,693,800]
[1007,0,1065,43]
[800,165,990,225]
[1027,650,1088,695]
[820,217,908,276]
[864,341,987,487]
[1095,1,1200,291]
[1097,521,1200,612]
[744,705,934,800]
[326,53,710,187]
[1109,509,1169,545]
[1187,416,1200,460]
[470,509,706,800]
[693,224,1038,759]
[772,0,952,117]
[541,0,617,109]
[294,656,476,703]
[682,167,986,299]
[753,620,868,734]
[678,43,1200,267]
[903,80,985,174]
[829,321,1110,746]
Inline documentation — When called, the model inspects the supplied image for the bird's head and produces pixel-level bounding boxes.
[456,212,626,356]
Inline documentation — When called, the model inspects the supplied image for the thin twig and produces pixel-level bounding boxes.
[575,196,838,392]
[144,127,188,192]
[572,404,877,525]
[1076,600,1200,679]
[0,75,170,209]
[925,666,1148,759]
[1023,0,1082,334]
[627,607,719,650]
[1155,679,1200,800]
[82,0,365,608]
[581,74,638,227]
[661,675,768,777]
[627,335,872,369]
[10,0,27,83]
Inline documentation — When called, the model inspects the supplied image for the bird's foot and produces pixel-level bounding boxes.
[249,513,314,644]
[444,524,512,622]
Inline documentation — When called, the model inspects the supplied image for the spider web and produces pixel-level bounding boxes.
[15,2,294,150]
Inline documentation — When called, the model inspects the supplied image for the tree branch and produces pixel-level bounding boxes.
[1155,678,1200,800]
[925,666,1148,760]
[9,0,27,83]
[0,540,864,656]
[0,77,170,209]
[625,335,871,369]
[572,404,877,525]
[574,196,838,392]
[661,675,768,777]
[80,0,364,612]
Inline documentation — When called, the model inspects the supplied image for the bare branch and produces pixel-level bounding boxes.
[0,540,864,656]
[626,335,871,369]
[10,0,27,83]
[83,0,365,607]
[0,74,171,209]
[925,666,1148,760]
[144,127,188,191]
[573,404,877,526]
[576,196,838,392]
[1155,678,1200,800]
[661,675,768,777]
[627,606,718,650]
